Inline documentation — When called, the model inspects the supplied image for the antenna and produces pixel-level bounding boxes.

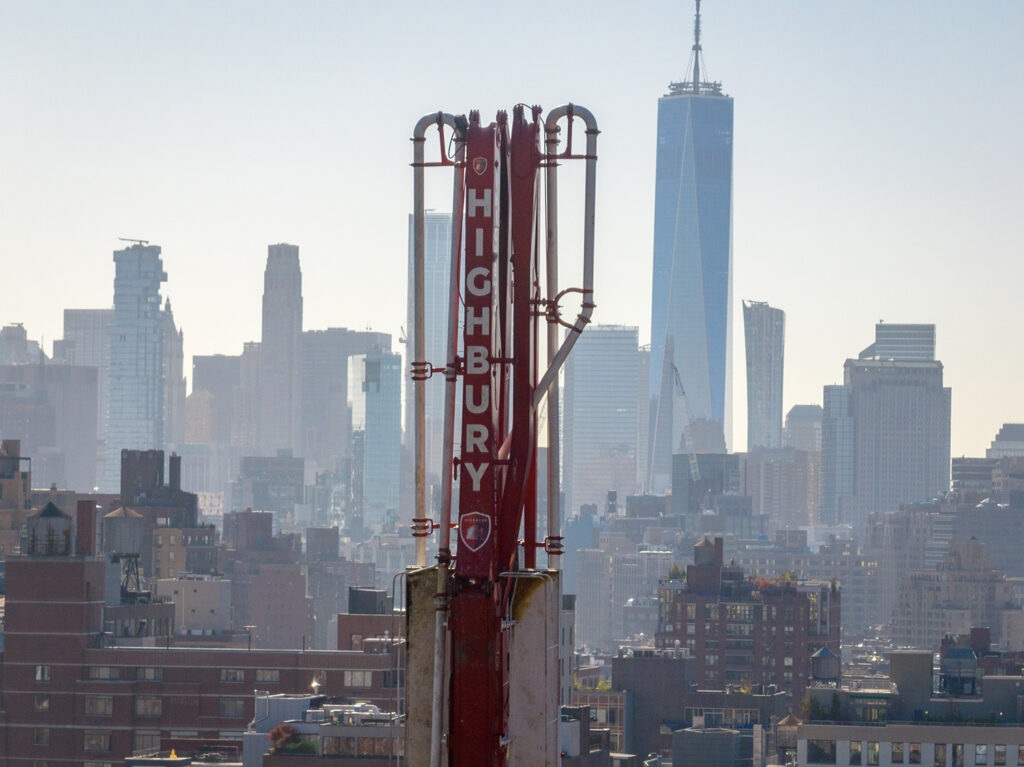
[692,0,702,92]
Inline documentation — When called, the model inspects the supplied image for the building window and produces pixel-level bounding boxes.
[934,744,946,767]
[34,665,50,682]
[849,740,862,765]
[136,667,163,681]
[706,654,718,666]
[84,695,113,716]
[909,743,921,764]
[87,666,118,681]
[993,744,1005,766]
[33,728,50,746]
[134,731,160,753]
[219,698,246,718]
[686,604,696,619]
[867,742,879,766]
[974,745,987,766]
[807,740,836,765]
[135,696,162,717]
[256,669,280,683]
[344,670,373,688]
[85,761,113,767]
[34,694,50,712]
[952,744,963,767]
[84,731,112,752]
[351,633,363,650]
[220,668,245,682]
[784,656,794,667]
[892,743,904,763]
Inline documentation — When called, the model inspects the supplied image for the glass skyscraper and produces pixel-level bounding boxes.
[647,2,734,491]
[349,351,402,532]
[743,300,785,450]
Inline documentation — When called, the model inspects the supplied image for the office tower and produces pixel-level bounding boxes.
[821,345,951,532]
[563,325,640,516]
[102,243,168,491]
[986,424,1024,459]
[192,354,241,447]
[0,364,98,491]
[59,309,113,481]
[648,1,734,491]
[405,212,453,484]
[349,352,401,532]
[784,404,823,452]
[259,243,303,456]
[162,299,185,450]
[859,322,935,362]
[301,328,391,477]
[742,300,784,450]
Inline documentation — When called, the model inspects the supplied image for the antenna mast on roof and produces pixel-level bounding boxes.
[692,0,702,92]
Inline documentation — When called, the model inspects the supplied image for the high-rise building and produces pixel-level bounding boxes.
[162,299,186,450]
[102,243,168,491]
[192,353,241,447]
[987,424,1024,459]
[59,308,113,481]
[405,212,454,485]
[822,353,951,533]
[859,322,935,362]
[563,325,640,517]
[648,2,734,490]
[784,404,823,452]
[742,300,784,450]
[301,328,390,478]
[259,243,303,457]
[349,352,402,532]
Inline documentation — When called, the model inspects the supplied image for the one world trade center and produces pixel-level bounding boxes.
[648,0,734,492]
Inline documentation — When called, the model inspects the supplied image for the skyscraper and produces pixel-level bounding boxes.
[742,300,785,450]
[562,325,640,517]
[859,323,936,362]
[59,308,113,482]
[648,0,734,491]
[822,348,951,533]
[349,352,402,532]
[103,243,168,491]
[162,299,186,450]
[259,244,303,457]
[405,212,453,486]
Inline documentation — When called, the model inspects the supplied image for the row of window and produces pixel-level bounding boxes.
[808,740,1024,766]
[35,695,245,718]
[31,726,247,754]
[33,665,281,683]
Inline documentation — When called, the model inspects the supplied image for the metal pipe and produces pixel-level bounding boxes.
[412,111,459,767]
[543,109,561,570]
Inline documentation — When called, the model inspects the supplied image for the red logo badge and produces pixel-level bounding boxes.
[459,511,491,552]
[472,157,488,176]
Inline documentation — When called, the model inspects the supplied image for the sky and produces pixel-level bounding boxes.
[1,1,1022,457]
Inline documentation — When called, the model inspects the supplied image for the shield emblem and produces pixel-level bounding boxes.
[472,157,488,176]
[459,511,491,552]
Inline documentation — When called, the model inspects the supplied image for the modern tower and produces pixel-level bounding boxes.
[742,300,785,450]
[822,330,951,534]
[60,308,114,482]
[259,244,303,457]
[349,351,402,532]
[103,243,168,491]
[859,323,935,362]
[648,0,734,491]
[562,325,640,517]
[405,212,454,486]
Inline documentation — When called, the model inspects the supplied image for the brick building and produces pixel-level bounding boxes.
[655,537,840,702]
[0,501,403,764]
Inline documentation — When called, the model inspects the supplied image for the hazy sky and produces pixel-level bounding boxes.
[2,1,1022,456]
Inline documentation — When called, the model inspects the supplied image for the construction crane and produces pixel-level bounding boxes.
[407,104,598,767]
[671,360,702,483]
[117,237,150,245]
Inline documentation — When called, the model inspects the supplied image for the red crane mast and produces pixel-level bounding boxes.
[409,103,598,767]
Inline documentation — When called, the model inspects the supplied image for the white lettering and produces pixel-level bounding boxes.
[466,346,488,374]
[464,462,488,492]
[466,306,490,335]
[466,424,488,454]
[475,227,484,257]
[467,267,491,296]
[466,384,489,414]
[467,188,492,218]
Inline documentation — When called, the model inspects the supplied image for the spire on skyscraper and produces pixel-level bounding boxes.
[671,0,724,97]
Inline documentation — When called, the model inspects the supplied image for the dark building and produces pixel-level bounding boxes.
[233,452,305,518]
[655,537,841,703]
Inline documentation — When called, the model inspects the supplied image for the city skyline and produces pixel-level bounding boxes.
[2,2,1022,459]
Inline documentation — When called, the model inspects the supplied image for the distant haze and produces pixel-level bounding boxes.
[1,1,1021,456]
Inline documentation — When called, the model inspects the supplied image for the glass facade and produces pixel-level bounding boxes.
[743,301,785,450]
[648,89,734,491]
[349,352,402,532]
